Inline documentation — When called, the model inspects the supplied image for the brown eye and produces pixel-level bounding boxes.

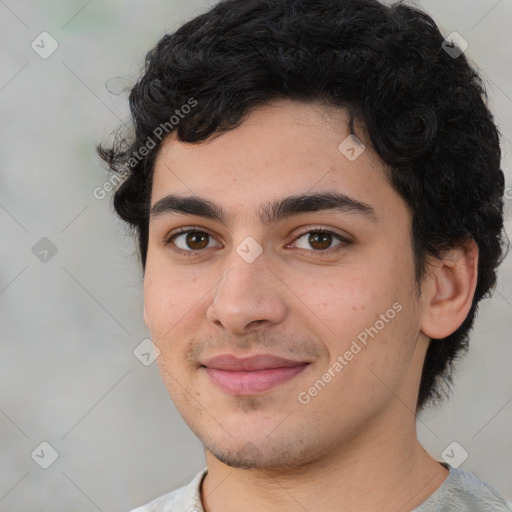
[308,232,332,250]
[184,231,209,250]
[293,229,346,253]
[167,229,221,254]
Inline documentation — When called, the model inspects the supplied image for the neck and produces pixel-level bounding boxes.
[200,406,449,512]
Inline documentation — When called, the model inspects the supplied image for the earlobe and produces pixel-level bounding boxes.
[420,239,479,340]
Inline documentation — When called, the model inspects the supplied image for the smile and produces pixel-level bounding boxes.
[201,354,310,395]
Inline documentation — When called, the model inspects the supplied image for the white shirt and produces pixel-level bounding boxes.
[130,463,512,512]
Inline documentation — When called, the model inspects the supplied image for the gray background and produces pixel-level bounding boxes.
[1,1,511,510]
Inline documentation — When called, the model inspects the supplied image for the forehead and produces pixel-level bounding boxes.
[150,99,403,225]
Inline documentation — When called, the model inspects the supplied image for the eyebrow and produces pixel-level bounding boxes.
[150,191,378,225]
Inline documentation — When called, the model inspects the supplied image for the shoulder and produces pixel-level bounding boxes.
[129,468,207,512]
[448,466,512,510]
[415,465,512,512]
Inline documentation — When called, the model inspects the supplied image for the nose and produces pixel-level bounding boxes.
[206,247,288,335]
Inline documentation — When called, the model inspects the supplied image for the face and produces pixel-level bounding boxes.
[143,99,427,470]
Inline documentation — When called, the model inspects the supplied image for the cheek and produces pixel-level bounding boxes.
[307,264,412,379]
[305,268,397,333]
[143,261,203,341]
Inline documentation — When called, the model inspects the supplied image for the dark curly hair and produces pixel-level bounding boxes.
[97,0,506,413]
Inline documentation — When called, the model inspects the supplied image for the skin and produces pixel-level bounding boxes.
[143,98,479,512]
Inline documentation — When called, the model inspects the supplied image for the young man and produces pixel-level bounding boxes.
[98,0,511,510]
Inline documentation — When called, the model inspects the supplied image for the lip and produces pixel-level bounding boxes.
[201,354,310,395]
[203,354,309,371]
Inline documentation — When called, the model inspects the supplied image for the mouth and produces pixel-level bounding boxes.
[201,354,310,395]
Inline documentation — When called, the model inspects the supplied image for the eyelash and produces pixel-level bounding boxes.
[164,227,351,258]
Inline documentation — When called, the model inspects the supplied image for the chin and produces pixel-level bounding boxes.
[210,445,301,470]
[202,427,325,472]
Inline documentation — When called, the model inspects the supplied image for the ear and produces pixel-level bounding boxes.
[420,239,479,340]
